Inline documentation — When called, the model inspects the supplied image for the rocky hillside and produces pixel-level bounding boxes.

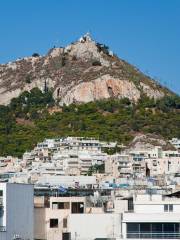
[128,133,175,151]
[0,33,173,105]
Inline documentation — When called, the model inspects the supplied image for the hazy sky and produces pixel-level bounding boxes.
[0,0,179,94]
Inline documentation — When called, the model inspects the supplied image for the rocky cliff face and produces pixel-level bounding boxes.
[0,33,171,105]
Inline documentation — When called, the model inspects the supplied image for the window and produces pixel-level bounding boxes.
[140,223,151,239]
[128,199,134,212]
[59,202,65,209]
[50,218,58,228]
[141,223,151,232]
[164,223,174,233]
[71,202,84,214]
[52,202,58,209]
[0,190,3,197]
[62,232,71,240]
[127,223,140,239]
[52,202,70,209]
[152,223,162,233]
[164,204,173,212]
[164,204,168,212]
[169,204,173,212]
[127,223,180,239]
[63,218,67,228]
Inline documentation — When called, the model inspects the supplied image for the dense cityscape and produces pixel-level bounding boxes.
[0,136,180,239]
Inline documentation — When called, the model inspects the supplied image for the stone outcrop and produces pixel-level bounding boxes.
[128,133,175,151]
[60,74,141,105]
[140,82,165,99]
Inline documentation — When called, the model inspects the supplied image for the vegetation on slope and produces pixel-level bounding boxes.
[0,88,179,157]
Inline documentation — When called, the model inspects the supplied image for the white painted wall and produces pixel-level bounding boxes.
[37,175,96,186]
[123,212,180,223]
[69,213,122,240]
[135,203,180,213]
[114,199,128,213]
[133,194,180,213]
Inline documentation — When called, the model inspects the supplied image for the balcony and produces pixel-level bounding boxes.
[127,222,180,239]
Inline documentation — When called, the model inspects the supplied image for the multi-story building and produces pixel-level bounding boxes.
[169,138,180,150]
[66,137,102,152]
[36,175,96,188]
[34,194,122,240]
[146,157,180,177]
[34,196,87,240]
[105,154,132,178]
[122,194,180,239]
[0,183,34,240]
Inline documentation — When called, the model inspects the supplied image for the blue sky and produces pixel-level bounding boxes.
[0,0,179,94]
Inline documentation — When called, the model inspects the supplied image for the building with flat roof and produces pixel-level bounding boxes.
[122,194,180,239]
[0,183,34,240]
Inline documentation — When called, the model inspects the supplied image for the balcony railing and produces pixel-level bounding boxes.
[127,232,180,239]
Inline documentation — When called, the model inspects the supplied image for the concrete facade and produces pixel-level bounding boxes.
[0,183,34,240]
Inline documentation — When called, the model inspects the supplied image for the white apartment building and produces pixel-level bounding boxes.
[146,157,180,176]
[38,162,65,176]
[66,137,101,152]
[163,150,180,158]
[169,138,180,150]
[127,147,180,178]
[129,146,163,160]
[51,150,106,176]
[122,194,180,239]
[0,183,34,240]
[37,138,61,150]
[105,154,132,178]
[36,175,96,187]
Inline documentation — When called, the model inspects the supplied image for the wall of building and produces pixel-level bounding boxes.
[133,194,180,213]
[68,213,122,240]
[34,196,87,240]
[34,208,46,240]
[122,212,180,239]
[134,203,180,213]
[114,199,128,213]
[45,208,65,240]
[37,175,96,187]
[0,183,7,228]
[6,183,34,240]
